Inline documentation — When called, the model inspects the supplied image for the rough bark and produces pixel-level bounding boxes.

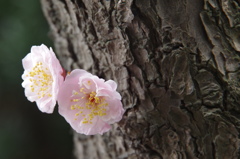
[41,0,240,158]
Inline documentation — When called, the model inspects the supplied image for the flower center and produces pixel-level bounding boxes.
[71,87,108,124]
[27,62,53,98]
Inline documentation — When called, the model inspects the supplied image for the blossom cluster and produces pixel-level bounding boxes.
[22,44,124,135]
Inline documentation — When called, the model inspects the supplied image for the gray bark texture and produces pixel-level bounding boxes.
[41,0,240,158]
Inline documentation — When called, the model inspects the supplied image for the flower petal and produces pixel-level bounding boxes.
[105,80,117,90]
[78,118,111,135]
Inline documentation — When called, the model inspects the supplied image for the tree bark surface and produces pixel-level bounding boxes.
[41,0,240,158]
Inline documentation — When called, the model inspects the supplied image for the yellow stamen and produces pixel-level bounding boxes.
[28,62,53,98]
[70,89,108,124]
[87,81,91,85]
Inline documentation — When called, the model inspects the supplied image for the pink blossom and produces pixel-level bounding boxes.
[22,44,64,113]
[57,69,125,135]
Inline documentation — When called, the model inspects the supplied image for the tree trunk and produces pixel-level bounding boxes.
[41,0,240,158]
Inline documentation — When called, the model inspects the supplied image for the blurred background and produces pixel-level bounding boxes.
[0,0,73,159]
